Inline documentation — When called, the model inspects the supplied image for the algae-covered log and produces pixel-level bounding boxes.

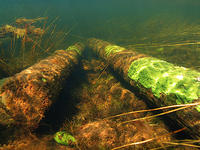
[0,42,85,128]
[88,38,200,138]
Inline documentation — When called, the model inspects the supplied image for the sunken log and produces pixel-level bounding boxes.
[88,38,200,139]
[0,42,85,128]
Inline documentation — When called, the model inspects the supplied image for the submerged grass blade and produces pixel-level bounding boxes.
[151,140,200,150]
[106,102,200,120]
[112,128,185,150]
[120,103,199,125]
[163,142,200,148]
[97,63,109,81]
[112,138,154,150]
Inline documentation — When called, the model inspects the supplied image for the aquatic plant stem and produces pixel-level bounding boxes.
[106,102,200,120]
[120,103,199,125]
[112,128,185,150]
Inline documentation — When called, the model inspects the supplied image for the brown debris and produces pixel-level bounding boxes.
[0,17,47,40]
[0,134,59,150]
[75,120,117,149]
[16,17,48,25]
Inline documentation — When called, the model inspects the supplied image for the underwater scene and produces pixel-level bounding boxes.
[0,0,200,149]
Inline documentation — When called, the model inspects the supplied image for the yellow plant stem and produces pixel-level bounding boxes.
[120,103,199,125]
[112,128,185,150]
[106,102,200,120]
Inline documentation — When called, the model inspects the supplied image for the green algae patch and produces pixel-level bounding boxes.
[105,45,125,56]
[54,131,76,146]
[41,78,47,83]
[128,57,200,109]
[156,47,164,52]
[66,45,81,55]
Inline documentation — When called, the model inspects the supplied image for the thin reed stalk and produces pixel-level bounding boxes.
[112,128,185,150]
[106,102,200,120]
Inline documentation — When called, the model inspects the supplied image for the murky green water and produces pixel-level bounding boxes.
[0,0,200,70]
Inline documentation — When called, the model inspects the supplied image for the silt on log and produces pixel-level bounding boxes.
[0,42,85,128]
[88,38,200,139]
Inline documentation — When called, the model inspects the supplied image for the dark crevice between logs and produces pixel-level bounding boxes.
[35,49,91,135]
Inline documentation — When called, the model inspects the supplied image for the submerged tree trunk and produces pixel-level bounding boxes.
[88,38,200,139]
[0,42,85,129]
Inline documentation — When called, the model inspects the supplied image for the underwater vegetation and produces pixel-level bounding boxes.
[0,17,69,78]
[0,11,200,150]
[0,39,200,150]
[87,38,200,149]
